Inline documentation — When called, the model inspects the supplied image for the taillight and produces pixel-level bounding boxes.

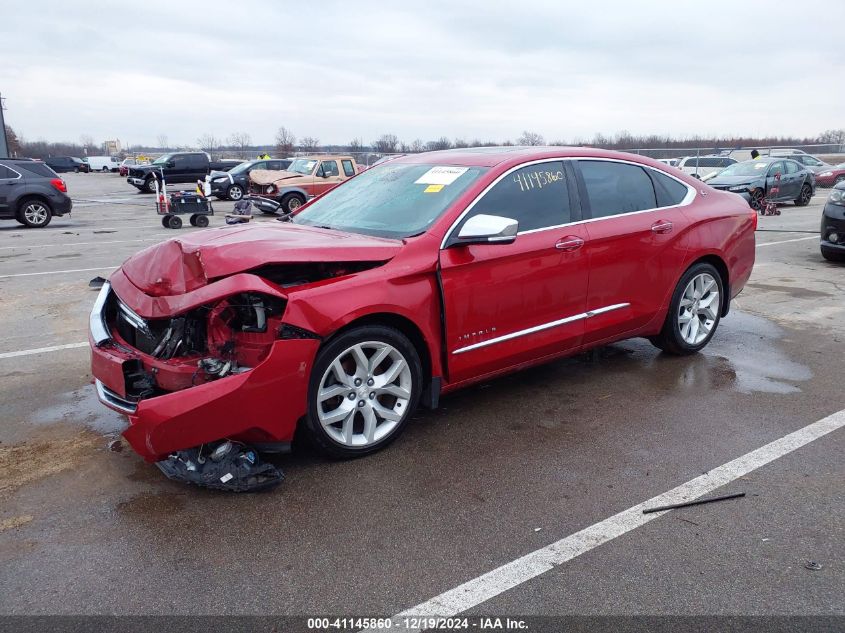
[50,178,67,193]
[750,208,758,231]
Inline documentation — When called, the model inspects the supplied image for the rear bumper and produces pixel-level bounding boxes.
[51,195,73,216]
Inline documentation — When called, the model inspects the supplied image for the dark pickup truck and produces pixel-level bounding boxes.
[127,152,241,193]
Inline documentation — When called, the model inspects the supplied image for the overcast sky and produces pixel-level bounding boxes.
[3,1,843,148]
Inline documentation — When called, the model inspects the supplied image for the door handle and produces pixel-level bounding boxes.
[555,236,585,251]
[651,220,673,234]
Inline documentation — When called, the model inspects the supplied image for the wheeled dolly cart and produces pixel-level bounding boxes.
[155,177,214,229]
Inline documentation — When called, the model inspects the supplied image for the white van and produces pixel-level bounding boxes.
[86,156,121,173]
[677,155,737,179]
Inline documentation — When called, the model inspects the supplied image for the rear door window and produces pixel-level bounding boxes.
[0,165,15,179]
[460,161,571,232]
[784,161,800,175]
[342,159,356,177]
[577,160,657,218]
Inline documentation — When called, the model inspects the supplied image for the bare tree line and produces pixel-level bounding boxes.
[5,123,844,160]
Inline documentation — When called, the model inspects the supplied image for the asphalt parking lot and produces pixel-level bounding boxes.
[0,173,843,627]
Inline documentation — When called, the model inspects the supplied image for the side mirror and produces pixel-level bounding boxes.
[455,214,518,246]
[166,161,175,168]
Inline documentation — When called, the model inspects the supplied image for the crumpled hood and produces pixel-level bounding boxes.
[249,169,306,186]
[121,223,402,297]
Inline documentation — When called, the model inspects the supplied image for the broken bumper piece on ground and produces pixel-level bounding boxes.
[156,441,284,492]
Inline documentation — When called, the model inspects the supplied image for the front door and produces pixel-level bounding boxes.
[439,161,589,384]
[312,160,344,197]
[778,160,802,200]
[574,159,693,345]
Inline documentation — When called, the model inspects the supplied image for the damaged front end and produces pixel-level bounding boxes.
[89,224,402,488]
[90,273,322,472]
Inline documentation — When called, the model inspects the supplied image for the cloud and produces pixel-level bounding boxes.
[2,0,843,146]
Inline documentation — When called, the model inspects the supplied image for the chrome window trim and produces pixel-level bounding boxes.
[440,156,695,248]
[452,303,630,355]
[0,165,23,180]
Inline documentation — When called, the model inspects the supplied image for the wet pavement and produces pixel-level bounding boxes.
[0,174,843,619]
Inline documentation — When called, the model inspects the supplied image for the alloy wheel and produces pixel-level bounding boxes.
[24,203,49,226]
[799,185,812,205]
[678,273,720,345]
[228,185,243,201]
[316,341,412,447]
[287,197,302,211]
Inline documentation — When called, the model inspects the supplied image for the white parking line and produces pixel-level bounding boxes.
[756,236,819,248]
[0,342,88,360]
[0,236,171,251]
[0,266,118,279]
[389,409,845,629]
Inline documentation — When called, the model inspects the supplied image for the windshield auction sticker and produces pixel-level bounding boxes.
[415,166,469,186]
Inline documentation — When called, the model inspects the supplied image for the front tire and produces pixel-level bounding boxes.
[280,192,305,213]
[650,263,723,355]
[227,184,244,201]
[305,326,422,458]
[794,183,812,206]
[144,177,158,193]
[17,198,53,228]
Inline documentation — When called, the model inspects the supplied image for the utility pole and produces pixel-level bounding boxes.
[0,93,9,158]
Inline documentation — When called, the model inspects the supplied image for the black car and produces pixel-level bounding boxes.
[820,181,845,263]
[44,156,89,173]
[0,158,73,227]
[707,157,815,210]
[209,158,291,201]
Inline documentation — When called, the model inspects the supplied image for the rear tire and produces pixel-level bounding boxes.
[280,192,305,213]
[17,198,53,228]
[191,214,209,228]
[794,183,812,206]
[167,215,182,229]
[305,325,422,459]
[649,262,723,355]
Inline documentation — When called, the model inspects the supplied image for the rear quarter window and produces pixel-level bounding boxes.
[650,169,690,207]
[18,162,58,178]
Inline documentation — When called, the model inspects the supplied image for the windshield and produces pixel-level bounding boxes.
[287,159,317,175]
[715,161,770,178]
[229,161,258,175]
[294,163,487,239]
[152,153,174,165]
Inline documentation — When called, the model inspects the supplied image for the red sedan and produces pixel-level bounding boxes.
[815,163,845,188]
[90,147,755,463]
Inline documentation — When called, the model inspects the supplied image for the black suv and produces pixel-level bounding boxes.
[44,156,90,173]
[0,158,73,228]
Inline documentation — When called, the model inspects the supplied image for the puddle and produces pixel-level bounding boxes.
[30,385,128,435]
[655,311,813,395]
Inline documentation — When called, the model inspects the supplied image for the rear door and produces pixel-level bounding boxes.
[439,160,589,383]
[0,165,21,217]
[574,159,694,345]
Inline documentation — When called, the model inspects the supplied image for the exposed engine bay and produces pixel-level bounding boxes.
[107,290,289,397]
